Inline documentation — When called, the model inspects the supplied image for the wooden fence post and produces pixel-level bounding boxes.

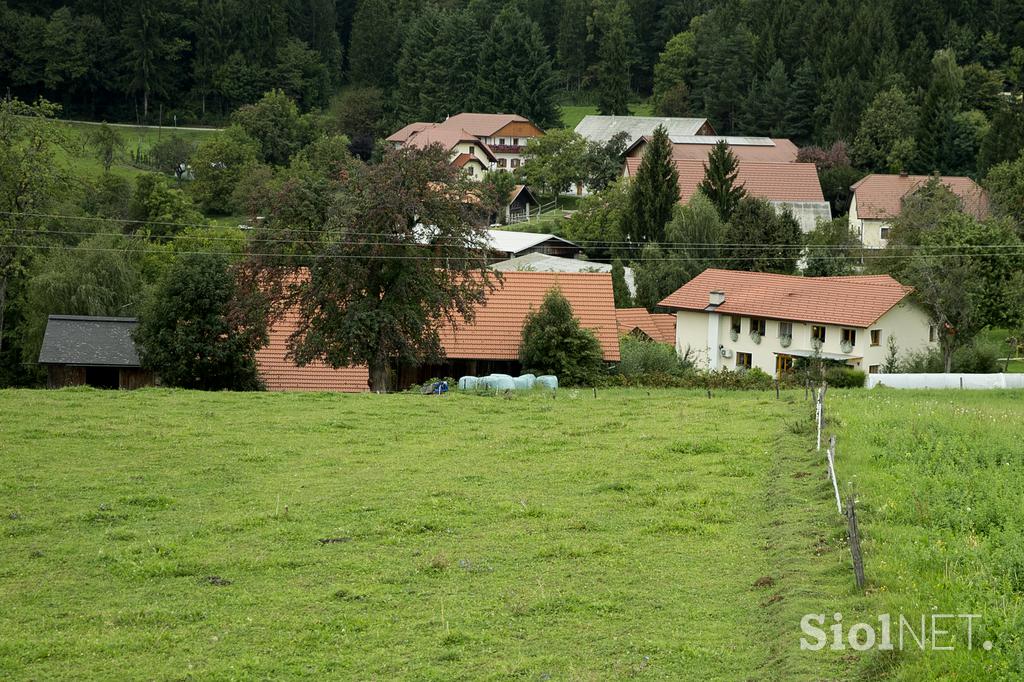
[846,493,865,591]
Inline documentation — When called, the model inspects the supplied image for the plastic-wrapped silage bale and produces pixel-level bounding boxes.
[458,376,479,391]
[513,374,536,390]
[484,374,516,391]
[536,375,558,390]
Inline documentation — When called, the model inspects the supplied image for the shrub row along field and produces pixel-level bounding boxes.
[0,387,1019,679]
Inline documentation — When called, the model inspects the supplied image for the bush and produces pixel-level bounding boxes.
[519,288,606,386]
[617,335,689,376]
[824,367,866,388]
[599,367,777,390]
[135,252,266,391]
[900,337,1002,373]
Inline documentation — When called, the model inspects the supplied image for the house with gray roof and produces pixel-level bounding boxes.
[38,315,155,389]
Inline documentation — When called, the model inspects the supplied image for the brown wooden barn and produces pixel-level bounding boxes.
[38,315,155,389]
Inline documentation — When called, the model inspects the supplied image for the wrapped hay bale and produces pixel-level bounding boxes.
[536,375,558,390]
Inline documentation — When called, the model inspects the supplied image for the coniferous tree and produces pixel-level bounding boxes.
[698,141,745,221]
[785,58,817,145]
[348,0,399,88]
[623,125,679,246]
[476,5,559,129]
[395,8,479,123]
[915,49,965,174]
[594,0,634,115]
[557,0,591,92]
[611,258,632,308]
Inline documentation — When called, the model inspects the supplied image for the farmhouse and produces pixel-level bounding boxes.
[849,172,990,248]
[256,271,620,391]
[623,157,831,232]
[575,115,715,145]
[624,135,799,163]
[387,113,544,173]
[38,315,155,389]
[490,252,636,296]
[659,269,935,376]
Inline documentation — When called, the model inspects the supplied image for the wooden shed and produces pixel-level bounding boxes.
[38,315,156,389]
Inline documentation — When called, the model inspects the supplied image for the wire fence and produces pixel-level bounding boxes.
[813,382,865,591]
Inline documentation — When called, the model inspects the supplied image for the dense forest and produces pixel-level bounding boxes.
[3,1,1024,171]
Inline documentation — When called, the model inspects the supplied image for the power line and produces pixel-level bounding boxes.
[3,211,1023,252]
[2,241,1022,264]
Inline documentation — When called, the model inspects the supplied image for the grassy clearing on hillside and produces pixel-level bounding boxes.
[828,389,1024,679]
[55,120,220,183]
[0,388,864,680]
[559,103,654,129]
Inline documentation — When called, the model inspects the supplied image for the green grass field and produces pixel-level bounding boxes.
[55,120,220,182]
[0,387,1019,679]
[559,103,654,129]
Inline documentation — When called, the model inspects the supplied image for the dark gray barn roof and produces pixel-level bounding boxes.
[38,315,142,367]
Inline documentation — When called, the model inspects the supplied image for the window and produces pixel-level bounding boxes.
[868,365,880,374]
[730,316,742,334]
[498,158,507,168]
[515,138,521,145]
[465,165,474,176]
[841,328,857,346]
[930,325,938,342]
[811,325,826,344]
[736,352,752,369]
[499,138,506,145]
[870,329,881,346]
[778,321,793,338]
[511,158,520,168]
[749,318,766,336]
[880,226,891,241]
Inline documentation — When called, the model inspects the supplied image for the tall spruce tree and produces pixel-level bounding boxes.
[623,125,679,245]
[396,8,479,123]
[785,59,818,145]
[594,0,634,115]
[915,48,965,174]
[348,0,399,88]
[698,141,746,221]
[476,5,559,129]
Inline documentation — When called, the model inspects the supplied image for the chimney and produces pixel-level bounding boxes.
[709,290,726,306]
[899,169,908,178]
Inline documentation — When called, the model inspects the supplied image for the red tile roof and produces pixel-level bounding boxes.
[255,271,620,391]
[442,113,532,137]
[670,138,798,163]
[615,308,676,344]
[452,153,485,169]
[400,127,497,161]
[438,271,620,361]
[624,158,825,203]
[658,269,913,328]
[851,173,990,220]
[387,121,432,143]
[256,311,370,392]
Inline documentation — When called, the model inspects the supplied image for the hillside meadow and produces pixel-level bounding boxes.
[0,387,1019,679]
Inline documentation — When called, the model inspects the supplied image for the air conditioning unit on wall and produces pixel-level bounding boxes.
[720,348,733,358]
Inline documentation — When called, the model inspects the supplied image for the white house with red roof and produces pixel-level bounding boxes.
[658,269,936,376]
[387,113,545,176]
[849,172,990,249]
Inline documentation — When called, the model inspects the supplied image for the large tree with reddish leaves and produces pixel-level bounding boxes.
[239,145,499,392]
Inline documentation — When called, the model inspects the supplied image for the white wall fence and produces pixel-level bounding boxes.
[866,373,1024,390]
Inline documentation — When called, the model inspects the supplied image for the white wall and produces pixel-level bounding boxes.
[674,300,935,374]
[849,194,891,249]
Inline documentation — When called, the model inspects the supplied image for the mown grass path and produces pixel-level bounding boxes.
[0,388,858,679]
